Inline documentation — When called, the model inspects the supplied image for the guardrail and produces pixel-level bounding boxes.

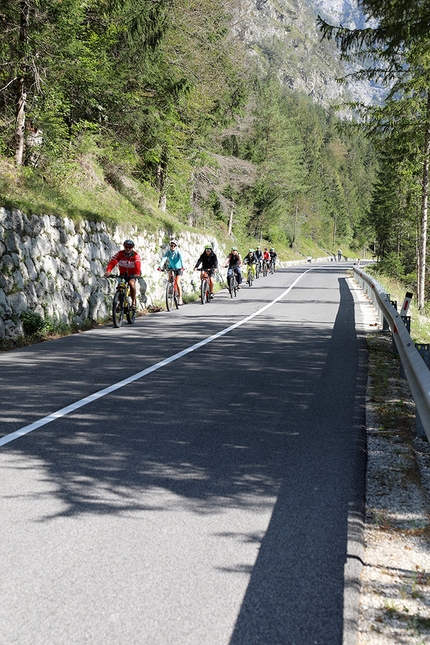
[352,266,430,442]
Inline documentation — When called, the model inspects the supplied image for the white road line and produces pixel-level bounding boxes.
[0,270,311,447]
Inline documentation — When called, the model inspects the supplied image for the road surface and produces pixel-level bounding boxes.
[0,264,367,645]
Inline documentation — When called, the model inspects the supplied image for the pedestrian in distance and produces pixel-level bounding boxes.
[158,239,184,305]
[104,239,141,310]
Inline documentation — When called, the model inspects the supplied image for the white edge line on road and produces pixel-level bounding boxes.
[1,270,311,447]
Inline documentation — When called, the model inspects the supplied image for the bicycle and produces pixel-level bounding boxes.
[110,275,137,328]
[255,261,261,279]
[164,269,180,311]
[262,259,269,277]
[199,270,211,304]
[246,265,254,287]
[269,260,275,274]
[227,268,239,297]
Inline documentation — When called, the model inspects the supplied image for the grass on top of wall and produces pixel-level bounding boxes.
[0,156,180,234]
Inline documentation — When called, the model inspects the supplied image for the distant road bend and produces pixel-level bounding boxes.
[0,263,367,645]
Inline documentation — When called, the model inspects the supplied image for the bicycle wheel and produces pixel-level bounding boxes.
[247,269,253,287]
[234,279,238,297]
[263,263,267,277]
[174,288,180,309]
[112,290,125,328]
[200,279,207,304]
[166,282,174,311]
[256,264,260,279]
[270,262,274,274]
[227,275,234,298]
[126,296,136,324]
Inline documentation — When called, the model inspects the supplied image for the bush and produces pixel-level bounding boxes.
[375,253,405,280]
[20,310,46,335]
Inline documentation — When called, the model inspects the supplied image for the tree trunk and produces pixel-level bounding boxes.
[156,150,168,213]
[188,172,195,226]
[417,91,430,311]
[15,76,26,165]
[15,1,30,166]
[228,207,234,236]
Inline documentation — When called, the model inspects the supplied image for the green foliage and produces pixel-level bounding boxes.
[318,1,430,307]
[21,310,46,335]
[373,252,406,280]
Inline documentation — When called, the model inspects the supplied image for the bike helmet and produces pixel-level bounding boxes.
[123,239,135,247]
[249,249,254,253]
[270,247,274,251]
[231,246,238,251]
[205,244,213,250]
[170,238,178,246]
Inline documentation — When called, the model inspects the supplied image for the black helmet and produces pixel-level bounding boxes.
[123,239,135,247]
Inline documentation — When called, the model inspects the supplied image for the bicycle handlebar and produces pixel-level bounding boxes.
[105,274,139,281]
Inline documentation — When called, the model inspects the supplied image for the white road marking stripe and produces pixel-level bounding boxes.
[0,271,310,447]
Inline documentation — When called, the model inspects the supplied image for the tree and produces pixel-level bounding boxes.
[318,2,430,308]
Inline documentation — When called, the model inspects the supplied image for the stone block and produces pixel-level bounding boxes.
[8,291,28,315]
[13,270,25,290]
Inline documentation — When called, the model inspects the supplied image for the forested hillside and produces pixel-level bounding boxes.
[318,0,430,309]
[0,0,377,257]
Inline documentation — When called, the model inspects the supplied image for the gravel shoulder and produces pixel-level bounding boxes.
[350,278,430,644]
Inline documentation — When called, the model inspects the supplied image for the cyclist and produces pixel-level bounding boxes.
[254,246,263,274]
[262,247,270,273]
[104,239,141,310]
[158,239,184,305]
[269,247,278,271]
[223,246,242,289]
[194,244,218,299]
[243,249,258,280]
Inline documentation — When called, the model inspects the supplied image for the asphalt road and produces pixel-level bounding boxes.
[0,264,367,645]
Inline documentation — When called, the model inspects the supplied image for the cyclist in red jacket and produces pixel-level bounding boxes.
[105,239,141,310]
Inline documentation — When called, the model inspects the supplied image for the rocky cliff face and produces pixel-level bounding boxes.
[234,0,382,106]
[233,0,347,106]
[308,0,367,29]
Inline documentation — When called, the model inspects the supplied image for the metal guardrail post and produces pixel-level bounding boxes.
[401,292,413,316]
[352,267,430,442]
[401,315,411,333]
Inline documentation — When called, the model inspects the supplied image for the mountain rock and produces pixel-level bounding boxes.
[234,0,383,107]
[307,0,367,29]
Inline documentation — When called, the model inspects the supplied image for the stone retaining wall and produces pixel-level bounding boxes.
[0,207,224,340]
